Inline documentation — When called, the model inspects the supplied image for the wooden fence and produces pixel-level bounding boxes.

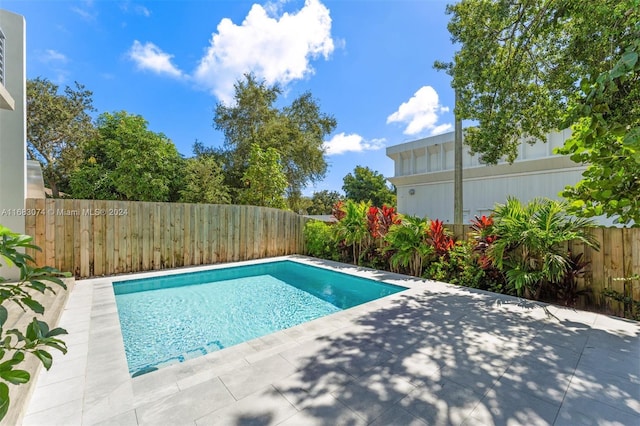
[24,199,308,278]
[453,225,640,314]
[20,199,639,314]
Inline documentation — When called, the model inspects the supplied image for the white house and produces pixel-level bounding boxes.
[385,129,605,224]
[0,9,26,278]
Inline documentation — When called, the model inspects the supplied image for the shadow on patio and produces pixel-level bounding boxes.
[259,276,640,425]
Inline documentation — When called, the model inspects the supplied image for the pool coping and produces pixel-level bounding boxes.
[23,255,640,425]
[22,255,429,425]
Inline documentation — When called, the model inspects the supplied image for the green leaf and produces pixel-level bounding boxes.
[0,351,24,371]
[21,298,44,315]
[0,307,6,328]
[0,382,9,421]
[0,369,30,385]
[33,350,53,370]
[45,327,68,338]
[621,51,638,69]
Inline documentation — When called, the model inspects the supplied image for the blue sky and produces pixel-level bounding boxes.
[2,0,457,195]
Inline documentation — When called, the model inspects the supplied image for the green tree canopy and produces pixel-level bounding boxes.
[307,190,343,215]
[342,166,395,207]
[179,155,231,204]
[26,77,96,197]
[213,73,337,207]
[442,0,639,223]
[70,111,184,201]
[238,144,288,209]
[556,29,640,224]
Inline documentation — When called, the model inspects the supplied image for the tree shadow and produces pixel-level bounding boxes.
[265,276,640,425]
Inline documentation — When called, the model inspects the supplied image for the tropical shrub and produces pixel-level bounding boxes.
[334,200,370,265]
[488,197,599,300]
[426,219,455,257]
[304,220,338,261]
[384,215,433,276]
[0,225,69,420]
[424,240,507,293]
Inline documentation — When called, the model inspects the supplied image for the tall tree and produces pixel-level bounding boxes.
[213,73,337,207]
[342,166,396,207]
[26,77,96,197]
[179,155,231,204]
[308,190,343,215]
[442,0,639,223]
[238,144,288,209]
[556,30,640,224]
[70,111,184,201]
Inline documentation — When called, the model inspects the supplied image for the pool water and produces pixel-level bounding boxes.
[113,260,405,376]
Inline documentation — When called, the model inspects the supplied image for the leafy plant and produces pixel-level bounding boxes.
[304,220,338,261]
[488,197,599,299]
[603,274,640,320]
[331,200,346,221]
[334,200,370,265]
[0,225,69,420]
[552,252,592,307]
[426,219,455,257]
[384,215,433,277]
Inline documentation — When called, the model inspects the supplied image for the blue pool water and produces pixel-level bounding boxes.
[113,260,405,376]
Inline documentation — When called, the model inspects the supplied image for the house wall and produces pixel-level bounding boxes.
[0,10,26,278]
[386,130,615,226]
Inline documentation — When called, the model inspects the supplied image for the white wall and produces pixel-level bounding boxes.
[0,10,26,278]
[396,168,587,223]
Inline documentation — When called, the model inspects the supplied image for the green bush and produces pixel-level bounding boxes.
[423,241,507,293]
[0,225,69,420]
[304,220,339,261]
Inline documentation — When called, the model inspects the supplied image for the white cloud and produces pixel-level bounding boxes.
[128,40,183,78]
[323,133,385,156]
[120,1,151,17]
[194,0,336,103]
[71,3,97,21]
[135,5,151,17]
[387,86,451,136]
[39,49,68,63]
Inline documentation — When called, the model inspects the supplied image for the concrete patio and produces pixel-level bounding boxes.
[23,256,640,425]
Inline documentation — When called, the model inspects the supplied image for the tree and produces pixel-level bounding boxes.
[26,77,96,197]
[213,74,337,207]
[179,155,231,204]
[70,111,184,201]
[443,0,637,160]
[441,0,639,223]
[556,31,640,224]
[342,166,395,207]
[307,190,343,215]
[0,225,69,421]
[238,144,288,209]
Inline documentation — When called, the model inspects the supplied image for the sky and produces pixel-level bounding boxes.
[2,0,458,195]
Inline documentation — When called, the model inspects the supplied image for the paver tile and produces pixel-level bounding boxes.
[135,377,234,425]
[218,354,296,400]
[195,385,297,426]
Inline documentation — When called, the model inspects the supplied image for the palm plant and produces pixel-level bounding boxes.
[384,215,433,277]
[334,200,370,265]
[488,197,599,299]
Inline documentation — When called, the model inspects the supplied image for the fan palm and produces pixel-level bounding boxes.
[489,197,599,299]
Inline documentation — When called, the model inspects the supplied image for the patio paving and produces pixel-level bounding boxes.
[23,256,640,425]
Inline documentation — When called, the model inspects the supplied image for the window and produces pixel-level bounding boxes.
[0,26,5,86]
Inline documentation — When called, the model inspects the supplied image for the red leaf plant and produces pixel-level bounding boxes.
[332,201,346,221]
[470,215,497,269]
[427,219,455,257]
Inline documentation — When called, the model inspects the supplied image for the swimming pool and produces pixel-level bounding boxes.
[113,260,405,376]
